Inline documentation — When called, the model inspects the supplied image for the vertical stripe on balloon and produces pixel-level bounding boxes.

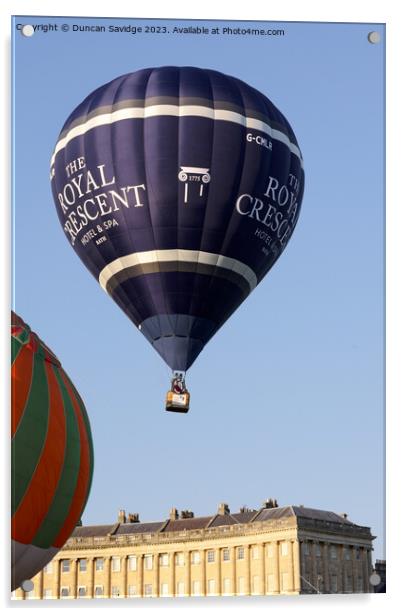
[11,343,35,437]
[31,365,80,549]
[11,353,49,516]
[11,360,66,545]
[52,372,92,547]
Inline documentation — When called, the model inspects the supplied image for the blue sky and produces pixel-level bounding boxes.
[12,16,385,559]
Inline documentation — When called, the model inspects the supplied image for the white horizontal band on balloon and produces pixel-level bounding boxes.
[50,105,304,169]
[98,249,258,293]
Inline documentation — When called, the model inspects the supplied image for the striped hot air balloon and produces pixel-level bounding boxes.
[11,312,94,591]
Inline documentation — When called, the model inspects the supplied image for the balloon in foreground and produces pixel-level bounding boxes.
[50,66,304,411]
[11,312,94,590]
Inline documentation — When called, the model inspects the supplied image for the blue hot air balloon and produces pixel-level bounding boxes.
[50,66,304,412]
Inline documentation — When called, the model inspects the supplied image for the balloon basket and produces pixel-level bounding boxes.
[165,390,190,413]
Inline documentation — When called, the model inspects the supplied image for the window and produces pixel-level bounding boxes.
[60,587,70,598]
[43,589,52,599]
[26,590,35,600]
[160,553,169,567]
[112,556,121,572]
[144,555,153,570]
[94,586,103,598]
[207,550,215,563]
[222,548,230,561]
[303,543,310,555]
[355,548,361,560]
[61,559,70,573]
[128,585,136,597]
[78,586,86,597]
[238,576,245,594]
[111,586,120,597]
[281,572,290,591]
[177,581,185,596]
[315,544,321,557]
[267,574,275,592]
[252,575,260,594]
[330,545,337,560]
[176,552,184,566]
[356,576,363,591]
[144,584,153,597]
[330,575,338,593]
[79,559,87,572]
[207,579,215,595]
[237,547,244,560]
[252,546,259,559]
[344,547,351,560]
[267,544,274,558]
[95,558,104,571]
[128,555,137,571]
[160,583,169,596]
[192,551,201,564]
[192,580,201,596]
[223,578,231,594]
[281,542,288,557]
[44,562,53,574]
[346,575,353,592]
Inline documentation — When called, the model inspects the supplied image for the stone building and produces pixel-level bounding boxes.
[14,499,375,599]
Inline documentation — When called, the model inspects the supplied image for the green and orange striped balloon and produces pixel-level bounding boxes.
[11,311,94,590]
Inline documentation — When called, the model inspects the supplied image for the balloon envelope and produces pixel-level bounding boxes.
[51,66,304,371]
[11,312,94,590]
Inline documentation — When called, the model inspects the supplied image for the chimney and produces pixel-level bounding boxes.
[263,498,278,509]
[218,503,230,515]
[127,513,140,523]
[169,507,179,521]
[118,509,126,523]
[180,510,194,519]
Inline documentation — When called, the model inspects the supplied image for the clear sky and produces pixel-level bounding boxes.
[12,16,385,560]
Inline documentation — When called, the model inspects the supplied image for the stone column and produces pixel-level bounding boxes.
[292,540,301,593]
[152,553,159,597]
[323,543,330,593]
[53,560,60,599]
[336,545,343,593]
[244,544,251,595]
[351,547,358,592]
[299,540,306,593]
[169,552,175,597]
[311,541,318,593]
[122,555,128,598]
[362,548,369,592]
[38,569,44,599]
[104,556,112,598]
[259,543,266,595]
[230,547,236,596]
[216,548,221,596]
[337,545,343,593]
[88,558,95,598]
[367,548,374,591]
[71,559,78,599]
[138,555,144,598]
[200,549,206,596]
[184,551,191,596]
[275,541,281,593]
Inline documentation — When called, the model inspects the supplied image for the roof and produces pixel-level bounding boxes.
[71,504,367,540]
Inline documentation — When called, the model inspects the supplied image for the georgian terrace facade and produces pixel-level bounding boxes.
[14,500,375,599]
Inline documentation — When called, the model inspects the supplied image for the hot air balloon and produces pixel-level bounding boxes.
[50,66,304,412]
[11,311,94,590]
